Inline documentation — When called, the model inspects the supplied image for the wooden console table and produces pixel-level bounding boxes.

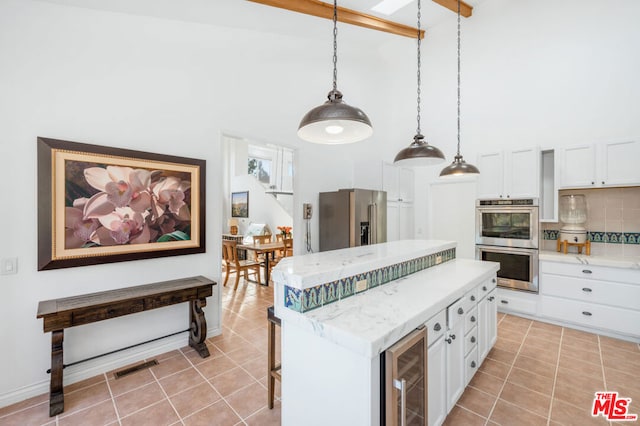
[36,275,215,416]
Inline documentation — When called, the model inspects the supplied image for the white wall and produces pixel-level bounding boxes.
[0,0,401,406]
[412,0,640,242]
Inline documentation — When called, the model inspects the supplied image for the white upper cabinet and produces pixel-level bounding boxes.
[383,162,414,202]
[560,140,640,188]
[477,147,539,199]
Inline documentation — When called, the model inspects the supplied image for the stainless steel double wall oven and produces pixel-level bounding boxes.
[475,199,539,293]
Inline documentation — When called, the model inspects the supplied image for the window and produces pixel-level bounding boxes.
[248,157,271,184]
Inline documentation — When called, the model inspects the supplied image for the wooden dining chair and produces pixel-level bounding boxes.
[222,240,261,290]
[268,237,293,280]
[251,234,272,264]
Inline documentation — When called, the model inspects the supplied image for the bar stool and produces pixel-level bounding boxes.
[267,305,281,409]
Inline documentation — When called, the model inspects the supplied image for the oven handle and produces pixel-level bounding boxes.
[475,245,539,256]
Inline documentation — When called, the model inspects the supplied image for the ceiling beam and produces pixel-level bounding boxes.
[247,0,425,39]
[431,0,473,18]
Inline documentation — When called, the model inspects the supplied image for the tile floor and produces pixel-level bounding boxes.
[1,273,639,425]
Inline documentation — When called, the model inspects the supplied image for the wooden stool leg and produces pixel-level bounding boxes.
[49,330,64,416]
[268,319,276,409]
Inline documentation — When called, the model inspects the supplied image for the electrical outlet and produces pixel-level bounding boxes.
[436,255,442,265]
[1,257,18,275]
[355,279,368,293]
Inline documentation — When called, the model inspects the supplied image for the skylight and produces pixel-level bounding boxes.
[371,0,414,15]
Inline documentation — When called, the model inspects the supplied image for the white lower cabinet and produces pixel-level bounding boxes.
[478,288,497,363]
[539,261,640,338]
[496,287,539,315]
[427,276,497,425]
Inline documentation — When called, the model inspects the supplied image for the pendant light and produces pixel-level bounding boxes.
[297,0,373,144]
[440,0,479,177]
[394,0,445,166]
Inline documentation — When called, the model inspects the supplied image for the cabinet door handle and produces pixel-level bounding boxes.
[482,286,487,291]
[471,336,476,343]
[582,311,592,316]
[499,195,503,198]
[458,307,464,315]
[471,361,476,368]
[602,181,605,185]
[506,195,510,198]
[434,323,441,332]
[393,378,407,426]
[591,181,595,185]
[582,287,592,293]
[488,296,495,302]
[501,300,509,304]
[471,295,476,302]
[471,316,476,323]
[582,269,593,274]
[450,334,456,340]
[492,278,496,284]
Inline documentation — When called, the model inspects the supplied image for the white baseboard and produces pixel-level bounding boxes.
[0,326,222,409]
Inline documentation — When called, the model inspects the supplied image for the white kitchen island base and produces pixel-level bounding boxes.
[272,241,499,426]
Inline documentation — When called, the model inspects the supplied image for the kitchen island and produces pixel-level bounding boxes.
[271,240,499,426]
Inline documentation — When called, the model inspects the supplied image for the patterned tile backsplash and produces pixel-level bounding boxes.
[542,230,640,244]
[284,248,456,313]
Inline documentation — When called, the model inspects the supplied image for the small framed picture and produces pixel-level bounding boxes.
[231,191,249,218]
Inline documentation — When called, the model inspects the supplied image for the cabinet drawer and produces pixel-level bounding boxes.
[464,326,478,356]
[71,300,145,326]
[540,296,640,337]
[540,261,640,285]
[447,297,467,327]
[541,274,640,310]
[496,290,538,315]
[425,310,447,347]
[465,347,479,385]
[465,307,478,335]
[478,277,497,299]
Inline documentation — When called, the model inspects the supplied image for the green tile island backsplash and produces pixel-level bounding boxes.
[541,187,640,257]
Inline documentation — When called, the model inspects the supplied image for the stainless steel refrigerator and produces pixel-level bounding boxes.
[319,188,387,252]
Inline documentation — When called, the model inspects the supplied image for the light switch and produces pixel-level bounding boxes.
[1,257,18,275]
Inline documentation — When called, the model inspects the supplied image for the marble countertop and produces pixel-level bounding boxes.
[271,240,456,290]
[539,250,640,269]
[274,258,499,358]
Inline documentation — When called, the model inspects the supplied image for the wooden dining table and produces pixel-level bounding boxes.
[237,241,285,285]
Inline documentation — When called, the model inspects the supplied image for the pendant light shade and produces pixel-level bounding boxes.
[298,89,372,144]
[298,1,372,144]
[439,154,480,177]
[393,0,445,167]
[439,0,479,178]
[394,134,445,166]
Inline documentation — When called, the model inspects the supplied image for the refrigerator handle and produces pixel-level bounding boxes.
[369,203,377,244]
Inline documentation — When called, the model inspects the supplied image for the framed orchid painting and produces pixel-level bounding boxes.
[37,137,206,270]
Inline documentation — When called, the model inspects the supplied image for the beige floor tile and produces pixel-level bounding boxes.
[498,381,551,418]
[209,366,258,397]
[487,347,517,365]
[519,343,559,365]
[149,354,191,379]
[558,354,604,380]
[455,386,496,418]
[599,335,640,352]
[225,382,269,419]
[560,344,602,365]
[241,355,269,381]
[507,367,554,395]
[169,382,221,418]
[120,399,179,426]
[106,367,155,396]
[195,355,240,380]
[245,400,282,426]
[562,335,601,354]
[550,398,610,426]
[58,399,117,426]
[182,399,242,426]
[562,327,599,343]
[63,381,111,416]
[0,400,52,426]
[158,368,206,397]
[443,405,486,426]
[513,354,557,379]
[0,393,49,417]
[489,399,547,426]
[225,345,263,365]
[468,371,505,396]
[529,321,563,335]
[493,336,522,353]
[114,381,165,418]
[63,375,106,394]
[478,358,512,380]
[604,367,640,393]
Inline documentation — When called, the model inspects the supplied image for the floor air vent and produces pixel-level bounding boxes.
[113,359,159,379]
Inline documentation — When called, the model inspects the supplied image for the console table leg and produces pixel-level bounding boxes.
[189,298,210,358]
[49,330,64,416]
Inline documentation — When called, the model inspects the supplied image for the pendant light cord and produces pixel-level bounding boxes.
[332,0,338,93]
[416,0,422,135]
[456,0,461,157]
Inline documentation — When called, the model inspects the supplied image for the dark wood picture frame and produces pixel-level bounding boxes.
[231,191,249,218]
[37,137,206,270]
